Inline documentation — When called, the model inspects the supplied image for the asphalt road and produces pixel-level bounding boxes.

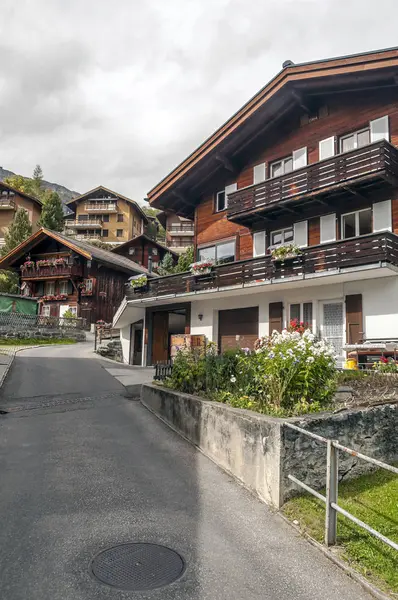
[0,344,373,600]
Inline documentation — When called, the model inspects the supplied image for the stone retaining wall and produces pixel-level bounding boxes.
[141,384,398,508]
[0,327,86,342]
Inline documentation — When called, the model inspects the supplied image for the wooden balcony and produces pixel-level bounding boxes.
[227,140,398,225]
[127,232,398,300]
[85,202,118,212]
[168,223,194,235]
[65,219,103,229]
[21,264,84,280]
[0,198,16,210]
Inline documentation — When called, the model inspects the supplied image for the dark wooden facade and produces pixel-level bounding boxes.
[111,234,178,271]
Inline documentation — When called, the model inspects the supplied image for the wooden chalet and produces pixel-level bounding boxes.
[114,47,398,367]
[111,233,178,271]
[0,228,152,327]
[0,181,42,245]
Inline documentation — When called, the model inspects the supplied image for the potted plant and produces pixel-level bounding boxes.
[271,243,302,263]
[190,260,214,276]
[21,260,35,270]
[36,259,52,268]
[54,257,66,266]
[129,274,148,292]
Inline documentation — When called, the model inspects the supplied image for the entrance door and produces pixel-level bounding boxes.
[218,307,259,353]
[321,301,344,361]
[130,321,144,366]
[152,311,169,364]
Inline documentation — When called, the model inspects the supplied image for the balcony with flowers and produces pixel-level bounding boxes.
[21,258,84,279]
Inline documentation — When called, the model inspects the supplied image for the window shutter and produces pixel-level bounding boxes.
[294,220,308,247]
[253,231,266,257]
[373,199,392,232]
[253,163,266,184]
[224,183,237,208]
[320,213,336,243]
[292,147,307,170]
[346,294,363,344]
[370,116,389,143]
[319,136,336,160]
[269,302,283,334]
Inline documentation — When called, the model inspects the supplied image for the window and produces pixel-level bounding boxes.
[270,156,293,178]
[339,127,370,153]
[270,227,294,247]
[117,229,124,238]
[289,302,313,328]
[42,305,51,317]
[216,190,226,212]
[152,248,158,256]
[341,209,372,239]
[128,247,136,255]
[44,281,55,295]
[102,230,109,238]
[59,280,69,295]
[84,279,93,292]
[102,214,110,223]
[253,231,266,257]
[78,214,89,222]
[198,239,236,264]
[117,214,124,222]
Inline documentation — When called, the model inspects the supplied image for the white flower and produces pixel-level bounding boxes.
[230,376,236,383]
[306,356,315,363]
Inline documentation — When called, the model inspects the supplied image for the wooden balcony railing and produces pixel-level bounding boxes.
[227,140,398,222]
[127,232,398,300]
[168,223,194,234]
[21,264,84,279]
[65,219,103,229]
[85,202,118,212]
[0,198,16,210]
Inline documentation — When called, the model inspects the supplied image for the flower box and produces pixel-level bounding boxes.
[21,261,35,270]
[129,274,148,292]
[41,294,68,302]
[54,258,67,266]
[36,259,53,268]
[190,260,214,276]
[81,290,93,296]
[270,243,302,264]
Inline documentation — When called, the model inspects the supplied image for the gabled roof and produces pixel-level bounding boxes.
[66,185,148,223]
[147,46,398,215]
[111,233,178,258]
[0,181,43,206]
[0,228,154,276]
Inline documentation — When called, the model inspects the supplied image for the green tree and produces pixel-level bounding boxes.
[157,252,175,275]
[38,190,64,231]
[0,208,33,293]
[32,164,44,198]
[142,206,166,241]
[1,208,32,256]
[174,246,194,273]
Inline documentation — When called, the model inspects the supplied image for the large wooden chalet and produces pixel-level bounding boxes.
[114,47,398,366]
[0,229,151,326]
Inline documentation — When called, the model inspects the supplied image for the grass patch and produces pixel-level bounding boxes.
[283,468,398,594]
[0,338,77,346]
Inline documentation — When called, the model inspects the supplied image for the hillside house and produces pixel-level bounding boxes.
[157,211,194,254]
[114,47,398,365]
[111,234,178,271]
[0,181,42,245]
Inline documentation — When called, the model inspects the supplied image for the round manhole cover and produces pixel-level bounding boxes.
[90,543,185,590]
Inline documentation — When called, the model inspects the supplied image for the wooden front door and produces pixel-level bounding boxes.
[152,312,169,364]
[218,307,259,353]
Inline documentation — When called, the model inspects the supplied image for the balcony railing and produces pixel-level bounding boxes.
[85,202,118,212]
[0,198,16,210]
[21,264,84,279]
[227,140,398,223]
[74,233,102,241]
[168,223,194,235]
[127,232,398,300]
[65,219,103,229]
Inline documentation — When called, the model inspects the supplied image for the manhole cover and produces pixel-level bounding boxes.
[90,543,185,590]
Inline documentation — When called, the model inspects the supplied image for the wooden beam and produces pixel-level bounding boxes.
[215,153,237,173]
[291,88,311,113]
[343,186,369,202]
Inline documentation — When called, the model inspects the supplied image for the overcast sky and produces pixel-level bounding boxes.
[1,0,398,203]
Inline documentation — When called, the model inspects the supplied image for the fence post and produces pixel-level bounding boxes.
[325,440,338,546]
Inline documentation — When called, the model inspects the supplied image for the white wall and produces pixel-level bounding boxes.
[120,324,131,364]
[190,275,398,344]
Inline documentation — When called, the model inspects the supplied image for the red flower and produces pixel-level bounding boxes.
[380,356,389,364]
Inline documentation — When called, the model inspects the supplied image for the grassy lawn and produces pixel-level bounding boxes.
[283,468,398,595]
[0,338,77,348]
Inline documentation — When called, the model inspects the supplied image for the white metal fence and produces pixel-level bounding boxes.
[284,422,398,550]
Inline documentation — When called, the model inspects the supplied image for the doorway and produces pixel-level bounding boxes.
[150,306,189,365]
[130,320,143,365]
[320,301,344,362]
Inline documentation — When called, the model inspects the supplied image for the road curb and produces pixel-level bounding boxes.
[278,513,392,600]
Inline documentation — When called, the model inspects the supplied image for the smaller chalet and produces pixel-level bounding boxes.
[0,228,152,326]
[111,233,178,271]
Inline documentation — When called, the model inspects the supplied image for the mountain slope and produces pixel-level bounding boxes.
[0,166,79,204]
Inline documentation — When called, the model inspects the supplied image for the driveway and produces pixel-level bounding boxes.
[0,342,372,600]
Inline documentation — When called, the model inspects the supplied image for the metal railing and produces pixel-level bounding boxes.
[154,362,173,380]
[65,218,103,228]
[284,422,398,549]
[0,312,86,330]
[85,202,118,211]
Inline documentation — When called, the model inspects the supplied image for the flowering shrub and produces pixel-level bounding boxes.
[54,257,66,265]
[289,318,310,334]
[130,274,148,289]
[372,357,398,373]
[271,243,302,261]
[190,260,214,275]
[41,294,68,301]
[165,329,337,416]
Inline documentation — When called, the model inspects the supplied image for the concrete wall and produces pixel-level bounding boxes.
[141,384,398,508]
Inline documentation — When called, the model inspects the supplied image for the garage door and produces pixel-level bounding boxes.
[218,307,259,353]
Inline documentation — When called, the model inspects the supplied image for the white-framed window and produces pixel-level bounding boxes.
[42,305,51,317]
[198,238,236,264]
[152,248,158,256]
[45,281,55,295]
[270,156,293,178]
[253,231,266,257]
[270,226,294,247]
[128,247,136,255]
[59,280,69,295]
[289,302,313,328]
[341,208,372,239]
[84,278,93,292]
[339,127,370,153]
[215,183,237,212]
